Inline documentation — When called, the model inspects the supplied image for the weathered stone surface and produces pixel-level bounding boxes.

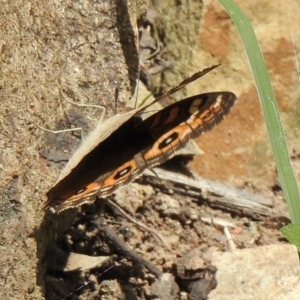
[0,1,143,298]
[210,244,300,300]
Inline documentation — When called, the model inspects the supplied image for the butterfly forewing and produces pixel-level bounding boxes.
[133,91,236,169]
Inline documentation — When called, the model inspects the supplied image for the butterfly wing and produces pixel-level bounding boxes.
[45,65,236,213]
[90,92,237,197]
[45,110,141,211]
[139,92,236,166]
[46,91,236,213]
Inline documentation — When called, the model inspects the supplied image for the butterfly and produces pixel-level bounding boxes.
[45,65,236,212]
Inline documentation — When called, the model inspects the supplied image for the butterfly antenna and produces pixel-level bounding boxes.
[144,64,221,109]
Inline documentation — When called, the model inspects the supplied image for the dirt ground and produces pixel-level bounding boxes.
[42,173,290,300]
[1,1,299,300]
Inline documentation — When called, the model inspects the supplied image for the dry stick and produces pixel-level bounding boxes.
[97,220,163,278]
[143,168,273,220]
[107,198,174,253]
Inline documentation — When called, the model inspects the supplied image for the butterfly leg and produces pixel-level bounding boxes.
[35,122,83,135]
[62,94,107,123]
[35,94,107,140]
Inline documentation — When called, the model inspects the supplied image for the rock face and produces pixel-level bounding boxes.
[0,1,142,299]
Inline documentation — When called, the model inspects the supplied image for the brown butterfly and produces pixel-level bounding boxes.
[45,65,236,212]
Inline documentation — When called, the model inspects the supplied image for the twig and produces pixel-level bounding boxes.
[97,220,163,278]
[142,168,273,220]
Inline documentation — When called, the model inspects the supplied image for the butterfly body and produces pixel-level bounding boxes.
[45,66,237,212]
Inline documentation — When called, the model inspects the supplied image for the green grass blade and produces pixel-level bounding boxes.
[280,224,300,250]
[218,0,300,224]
